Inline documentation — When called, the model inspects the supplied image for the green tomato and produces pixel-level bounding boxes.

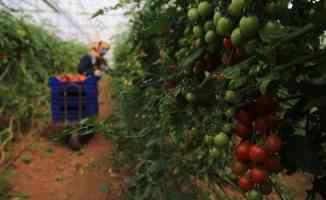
[198,1,213,17]
[178,38,188,46]
[209,147,222,159]
[265,2,278,16]
[227,0,244,16]
[261,20,283,35]
[265,1,288,18]
[231,27,243,46]
[207,158,215,166]
[184,27,191,35]
[224,90,236,102]
[213,11,221,26]
[222,123,234,133]
[239,16,259,37]
[217,17,233,36]
[214,132,229,147]
[188,8,199,21]
[193,25,204,38]
[204,20,215,31]
[190,127,197,137]
[247,190,263,200]
[185,92,195,102]
[224,167,238,181]
[205,30,217,43]
[137,69,144,76]
[225,108,235,118]
[16,29,27,38]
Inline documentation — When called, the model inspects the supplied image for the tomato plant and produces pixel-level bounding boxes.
[0,8,87,199]
[105,0,326,199]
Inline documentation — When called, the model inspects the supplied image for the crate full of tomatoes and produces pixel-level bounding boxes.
[48,74,100,123]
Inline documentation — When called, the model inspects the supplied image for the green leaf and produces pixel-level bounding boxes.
[181,48,205,68]
[228,77,246,89]
[222,67,241,79]
[259,75,273,94]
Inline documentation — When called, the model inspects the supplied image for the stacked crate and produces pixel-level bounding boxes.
[49,76,100,123]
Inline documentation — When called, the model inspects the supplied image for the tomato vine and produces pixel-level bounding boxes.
[104,0,326,199]
[0,8,87,197]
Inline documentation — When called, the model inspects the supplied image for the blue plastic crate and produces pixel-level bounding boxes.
[49,75,100,123]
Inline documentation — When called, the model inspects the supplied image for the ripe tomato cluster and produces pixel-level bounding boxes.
[231,94,283,195]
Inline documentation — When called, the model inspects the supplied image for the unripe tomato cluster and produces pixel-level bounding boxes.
[230,94,283,195]
[186,0,287,72]
[204,131,230,160]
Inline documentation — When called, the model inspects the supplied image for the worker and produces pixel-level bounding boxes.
[77,41,110,77]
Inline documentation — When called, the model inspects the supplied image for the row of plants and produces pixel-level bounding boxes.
[0,9,87,126]
[106,0,326,199]
[0,8,87,198]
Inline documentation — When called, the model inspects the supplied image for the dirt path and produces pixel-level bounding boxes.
[9,76,123,200]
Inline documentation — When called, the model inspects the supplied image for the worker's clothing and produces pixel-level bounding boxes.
[77,53,108,76]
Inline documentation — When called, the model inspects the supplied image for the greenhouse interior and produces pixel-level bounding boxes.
[0,0,326,199]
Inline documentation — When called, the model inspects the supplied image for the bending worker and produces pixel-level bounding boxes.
[77,41,110,76]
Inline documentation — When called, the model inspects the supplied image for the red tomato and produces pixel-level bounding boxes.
[222,53,232,66]
[254,118,269,134]
[165,80,177,89]
[239,176,253,192]
[236,109,255,126]
[223,37,233,49]
[266,114,279,129]
[235,141,252,162]
[231,161,248,175]
[250,168,269,184]
[168,64,177,72]
[264,157,282,172]
[0,52,8,60]
[249,144,268,163]
[265,134,282,154]
[235,47,245,58]
[235,123,252,138]
[255,94,279,115]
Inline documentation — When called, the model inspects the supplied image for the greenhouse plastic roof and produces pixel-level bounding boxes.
[0,0,129,44]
